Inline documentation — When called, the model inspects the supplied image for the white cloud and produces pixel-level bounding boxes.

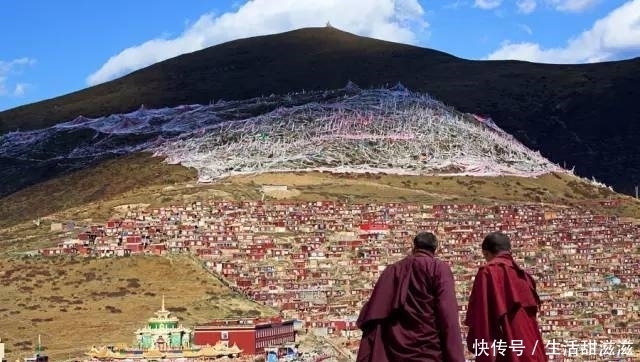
[546,0,600,13]
[0,77,6,96]
[487,0,640,63]
[443,1,466,9]
[0,57,36,73]
[0,57,36,97]
[517,0,537,13]
[86,0,428,86]
[13,83,28,96]
[518,24,533,35]
[474,0,503,9]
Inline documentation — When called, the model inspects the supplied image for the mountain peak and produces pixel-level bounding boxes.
[0,27,638,194]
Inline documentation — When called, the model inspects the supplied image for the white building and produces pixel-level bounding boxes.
[1,338,6,362]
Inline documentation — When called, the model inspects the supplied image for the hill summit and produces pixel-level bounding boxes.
[1,27,639,194]
[0,83,572,198]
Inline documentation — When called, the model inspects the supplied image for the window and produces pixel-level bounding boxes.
[220,331,228,340]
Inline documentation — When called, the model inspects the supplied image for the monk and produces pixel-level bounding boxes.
[465,232,548,362]
[356,232,465,362]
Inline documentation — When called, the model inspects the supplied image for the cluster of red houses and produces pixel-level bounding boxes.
[39,199,640,360]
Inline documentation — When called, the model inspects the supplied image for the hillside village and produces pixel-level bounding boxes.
[39,198,640,361]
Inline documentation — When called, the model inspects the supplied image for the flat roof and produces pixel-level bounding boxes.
[195,319,295,330]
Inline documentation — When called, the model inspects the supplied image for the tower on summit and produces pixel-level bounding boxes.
[326,21,333,28]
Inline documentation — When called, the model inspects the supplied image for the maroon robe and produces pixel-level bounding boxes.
[465,252,548,362]
[356,249,465,362]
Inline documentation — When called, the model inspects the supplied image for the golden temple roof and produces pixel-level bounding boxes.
[181,350,200,358]
[191,342,243,357]
[85,347,121,359]
[86,339,242,359]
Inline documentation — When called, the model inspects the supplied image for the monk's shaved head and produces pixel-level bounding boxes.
[482,232,511,253]
[414,231,438,252]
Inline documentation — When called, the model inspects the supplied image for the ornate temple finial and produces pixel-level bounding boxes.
[161,295,165,311]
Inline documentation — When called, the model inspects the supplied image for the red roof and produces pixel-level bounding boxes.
[359,223,389,231]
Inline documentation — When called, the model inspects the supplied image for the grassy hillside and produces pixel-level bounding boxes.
[1,153,638,243]
[0,254,277,361]
[1,27,639,194]
[1,152,639,361]
[0,153,197,228]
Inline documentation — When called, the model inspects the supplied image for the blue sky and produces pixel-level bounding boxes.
[1,0,639,112]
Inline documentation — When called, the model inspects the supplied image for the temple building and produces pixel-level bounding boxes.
[134,295,193,350]
[193,317,295,355]
[86,297,242,360]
